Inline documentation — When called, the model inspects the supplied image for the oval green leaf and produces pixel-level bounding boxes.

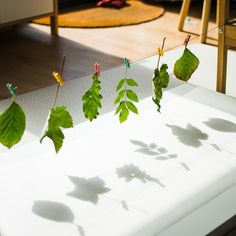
[0,101,26,149]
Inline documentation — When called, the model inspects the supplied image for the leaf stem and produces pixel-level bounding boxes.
[157,37,166,69]
[53,55,66,108]
[124,66,128,102]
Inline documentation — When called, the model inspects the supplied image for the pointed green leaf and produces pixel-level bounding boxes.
[126,79,138,87]
[41,106,73,153]
[126,90,139,102]
[114,90,125,105]
[115,101,125,115]
[174,48,200,82]
[126,101,138,114]
[0,101,26,148]
[119,106,129,123]
[116,79,125,91]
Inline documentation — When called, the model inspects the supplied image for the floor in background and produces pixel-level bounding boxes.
[0,0,234,99]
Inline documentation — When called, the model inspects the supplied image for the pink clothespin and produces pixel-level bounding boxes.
[95,63,100,76]
[184,34,191,48]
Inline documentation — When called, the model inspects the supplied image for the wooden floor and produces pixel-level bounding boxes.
[0,0,234,99]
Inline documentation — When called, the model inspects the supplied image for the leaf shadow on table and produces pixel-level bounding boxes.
[116,163,165,187]
[32,200,85,236]
[166,123,208,148]
[130,139,190,171]
[203,118,236,133]
[67,176,110,204]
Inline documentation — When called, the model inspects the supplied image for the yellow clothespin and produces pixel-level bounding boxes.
[158,47,164,57]
[52,72,64,86]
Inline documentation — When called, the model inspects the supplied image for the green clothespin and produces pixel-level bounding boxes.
[6,83,17,97]
[124,58,130,68]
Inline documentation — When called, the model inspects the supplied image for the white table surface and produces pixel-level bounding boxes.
[0,44,236,236]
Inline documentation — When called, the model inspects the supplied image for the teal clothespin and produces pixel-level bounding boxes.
[124,58,130,68]
[6,83,17,97]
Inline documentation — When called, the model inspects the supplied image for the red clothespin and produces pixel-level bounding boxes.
[184,34,191,48]
[95,63,100,76]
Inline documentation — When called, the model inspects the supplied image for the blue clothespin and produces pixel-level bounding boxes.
[124,58,130,68]
[6,83,17,97]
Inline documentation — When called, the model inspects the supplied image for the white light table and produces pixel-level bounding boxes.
[0,44,236,236]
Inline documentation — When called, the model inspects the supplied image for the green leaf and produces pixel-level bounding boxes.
[126,79,138,87]
[152,63,170,113]
[119,106,129,123]
[116,79,125,91]
[41,106,73,153]
[126,90,139,102]
[174,48,200,82]
[114,90,125,105]
[0,101,26,149]
[126,101,138,114]
[115,101,125,115]
[82,73,103,121]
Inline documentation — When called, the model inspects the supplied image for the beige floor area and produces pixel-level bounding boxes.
[0,1,231,99]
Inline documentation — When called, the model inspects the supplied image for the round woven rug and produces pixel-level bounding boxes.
[33,1,165,28]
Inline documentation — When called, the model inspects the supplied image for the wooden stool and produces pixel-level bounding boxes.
[217,0,236,93]
[178,0,216,43]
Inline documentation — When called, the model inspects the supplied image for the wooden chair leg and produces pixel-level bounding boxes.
[178,0,191,31]
[216,0,229,93]
[217,26,227,93]
[50,0,58,36]
[200,0,211,43]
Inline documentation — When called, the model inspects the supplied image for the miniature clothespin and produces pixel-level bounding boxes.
[6,83,17,97]
[184,34,191,48]
[124,58,130,68]
[95,63,100,76]
[157,47,164,57]
[52,71,64,86]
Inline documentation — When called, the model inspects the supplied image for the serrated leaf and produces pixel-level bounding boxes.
[174,48,200,82]
[152,63,170,113]
[0,101,26,148]
[126,101,138,114]
[41,106,73,153]
[116,79,125,91]
[119,106,129,123]
[114,90,125,105]
[82,73,103,121]
[126,90,139,102]
[126,79,138,87]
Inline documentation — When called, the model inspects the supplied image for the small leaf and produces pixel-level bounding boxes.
[116,79,125,91]
[119,106,129,123]
[126,101,138,114]
[114,90,125,105]
[174,48,200,82]
[82,73,103,121]
[41,106,73,153]
[126,90,139,102]
[0,101,26,148]
[126,79,138,87]
[115,101,125,115]
[152,63,169,113]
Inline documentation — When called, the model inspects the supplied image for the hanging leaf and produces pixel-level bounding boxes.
[174,48,200,82]
[114,78,139,123]
[82,73,103,121]
[152,63,170,112]
[0,101,26,149]
[126,79,138,87]
[40,106,73,153]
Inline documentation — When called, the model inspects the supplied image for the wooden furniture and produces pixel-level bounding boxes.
[0,0,58,35]
[178,0,217,43]
[217,0,236,93]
